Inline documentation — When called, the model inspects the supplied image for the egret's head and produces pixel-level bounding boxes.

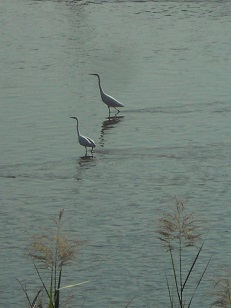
[89,73,99,78]
[70,116,78,121]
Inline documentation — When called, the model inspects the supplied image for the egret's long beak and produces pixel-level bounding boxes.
[89,73,97,76]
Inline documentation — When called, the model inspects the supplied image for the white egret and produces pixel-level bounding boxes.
[89,73,124,117]
[70,116,96,156]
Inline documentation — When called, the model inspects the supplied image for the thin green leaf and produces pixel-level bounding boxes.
[125,296,136,307]
[16,278,33,307]
[188,256,211,308]
[182,240,205,292]
[57,281,90,290]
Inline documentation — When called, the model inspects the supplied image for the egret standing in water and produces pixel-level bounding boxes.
[89,73,124,117]
[70,116,96,156]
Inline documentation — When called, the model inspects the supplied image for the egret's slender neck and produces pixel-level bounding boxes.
[76,119,80,136]
[96,75,104,96]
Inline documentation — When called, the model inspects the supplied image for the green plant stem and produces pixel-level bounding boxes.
[31,259,54,308]
[170,247,182,307]
[179,235,183,306]
[49,266,54,308]
[165,270,174,308]
[54,264,63,308]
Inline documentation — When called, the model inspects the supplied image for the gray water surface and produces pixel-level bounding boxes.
[1,0,231,306]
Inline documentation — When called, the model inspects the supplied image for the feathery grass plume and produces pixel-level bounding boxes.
[28,209,82,268]
[21,209,86,308]
[158,198,201,250]
[157,197,211,308]
[212,275,231,307]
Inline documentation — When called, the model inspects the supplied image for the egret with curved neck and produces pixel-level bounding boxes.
[89,73,124,117]
[70,116,96,156]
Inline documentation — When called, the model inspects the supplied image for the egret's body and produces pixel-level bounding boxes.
[90,73,124,117]
[70,117,96,156]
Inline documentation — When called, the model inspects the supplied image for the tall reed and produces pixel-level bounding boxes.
[157,198,211,307]
[212,275,231,307]
[19,210,86,308]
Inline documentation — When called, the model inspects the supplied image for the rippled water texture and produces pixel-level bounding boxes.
[1,0,231,306]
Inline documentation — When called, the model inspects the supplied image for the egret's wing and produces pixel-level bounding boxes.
[79,135,93,147]
[86,137,96,147]
[107,94,124,107]
[102,92,124,108]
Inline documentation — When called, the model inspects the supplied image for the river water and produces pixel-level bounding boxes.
[1,0,231,306]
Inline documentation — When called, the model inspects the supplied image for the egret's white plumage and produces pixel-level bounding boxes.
[70,116,96,156]
[89,73,124,117]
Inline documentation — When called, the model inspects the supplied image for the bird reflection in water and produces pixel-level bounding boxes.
[78,155,96,166]
[99,114,124,147]
[79,154,94,161]
[76,156,97,182]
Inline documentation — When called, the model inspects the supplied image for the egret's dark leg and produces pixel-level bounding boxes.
[114,107,120,113]
[114,108,120,116]
[90,147,94,157]
[108,106,111,118]
[85,147,87,156]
